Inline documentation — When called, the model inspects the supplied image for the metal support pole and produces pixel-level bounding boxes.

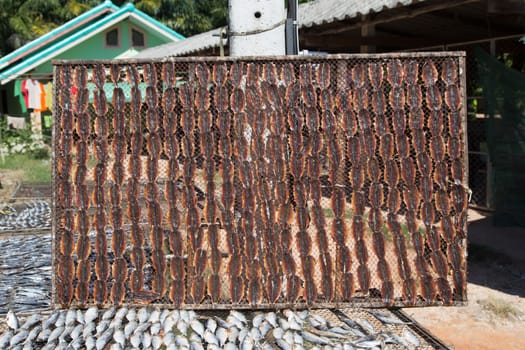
[285,0,299,55]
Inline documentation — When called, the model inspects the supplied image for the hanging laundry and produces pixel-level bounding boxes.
[22,79,42,110]
[13,80,27,113]
[35,82,47,112]
[44,115,52,129]
[44,82,53,111]
[6,116,26,130]
[21,80,29,110]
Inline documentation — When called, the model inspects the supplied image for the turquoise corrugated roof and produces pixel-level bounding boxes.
[0,0,119,70]
[0,3,184,84]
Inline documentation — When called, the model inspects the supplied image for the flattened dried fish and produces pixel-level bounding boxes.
[353,88,368,111]
[372,91,386,117]
[406,86,422,110]
[386,59,404,87]
[421,60,438,86]
[369,183,384,208]
[360,130,376,158]
[380,133,394,159]
[442,58,458,85]
[426,85,442,110]
[412,129,426,154]
[387,188,401,213]
[230,88,246,113]
[352,64,367,87]
[445,84,462,111]
[229,62,244,86]
[403,185,420,213]
[195,63,210,85]
[316,63,331,89]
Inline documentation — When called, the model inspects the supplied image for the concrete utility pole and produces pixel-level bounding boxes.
[229,0,286,56]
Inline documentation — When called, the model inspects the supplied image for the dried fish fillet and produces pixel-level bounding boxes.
[421,60,438,86]
[441,58,458,85]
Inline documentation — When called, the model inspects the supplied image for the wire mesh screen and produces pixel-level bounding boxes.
[52,53,468,309]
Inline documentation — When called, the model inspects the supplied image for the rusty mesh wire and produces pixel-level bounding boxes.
[52,53,468,309]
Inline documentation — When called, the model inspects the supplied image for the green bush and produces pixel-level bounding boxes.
[30,146,50,160]
[0,116,50,159]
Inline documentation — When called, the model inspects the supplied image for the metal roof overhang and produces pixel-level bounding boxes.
[299,0,525,53]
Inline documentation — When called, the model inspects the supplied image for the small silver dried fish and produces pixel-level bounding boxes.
[43,310,60,330]
[159,309,170,325]
[206,317,217,333]
[301,331,333,346]
[7,310,19,330]
[402,326,421,346]
[190,318,205,338]
[130,332,142,348]
[265,312,278,328]
[142,332,152,348]
[47,326,64,344]
[21,314,41,330]
[113,329,126,347]
[114,307,128,320]
[26,324,42,343]
[163,331,175,346]
[176,319,189,336]
[151,334,162,349]
[95,320,110,335]
[76,309,85,325]
[150,322,161,335]
[65,309,77,326]
[230,310,248,324]
[70,324,83,341]
[10,329,28,347]
[126,308,137,322]
[149,308,161,324]
[124,321,138,337]
[175,334,190,347]
[204,329,218,345]
[83,322,96,338]
[102,307,117,321]
[137,307,149,324]
[37,328,52,342]
[96,329,114,350]
[85,307,98,324]
[216,326,228,346]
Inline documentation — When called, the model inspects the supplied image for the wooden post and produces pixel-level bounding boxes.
[360,18,376,54]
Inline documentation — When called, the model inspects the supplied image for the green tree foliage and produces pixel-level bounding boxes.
[0,0,315,55]
[159,0,228,37]
[0,0,105,55]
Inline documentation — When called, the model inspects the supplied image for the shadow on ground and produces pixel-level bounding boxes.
[467,210,525,298]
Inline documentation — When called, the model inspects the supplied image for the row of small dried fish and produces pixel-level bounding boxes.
[0,235,51,313]
[0,201,50,231]
[1,306,425,350]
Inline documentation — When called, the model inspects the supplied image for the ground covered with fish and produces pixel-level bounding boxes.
[0,234,51,313]
[0,306,429,350]
[0,200,52,313]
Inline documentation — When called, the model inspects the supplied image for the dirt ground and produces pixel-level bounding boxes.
[409,209,525,350]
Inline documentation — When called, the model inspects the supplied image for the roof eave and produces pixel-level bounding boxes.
[0,5,185,84]
[0,1,119,70]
